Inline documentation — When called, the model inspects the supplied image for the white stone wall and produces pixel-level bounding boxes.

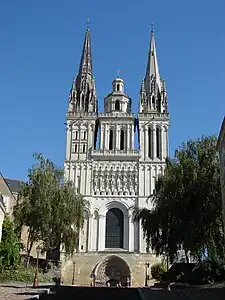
[64,114,169,254]
[65,93,169,256]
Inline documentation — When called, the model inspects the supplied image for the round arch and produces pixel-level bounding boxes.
[93,255,131,287]
[105,208,124,249]
[99,200,130,217]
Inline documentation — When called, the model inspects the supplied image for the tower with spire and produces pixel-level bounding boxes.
[63,26,170,287]
[138,29,169,201]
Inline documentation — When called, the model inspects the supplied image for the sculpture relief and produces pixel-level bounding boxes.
[92,164,138,195]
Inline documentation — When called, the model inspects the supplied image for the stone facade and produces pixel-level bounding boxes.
[0,174,19,219]
[217,117,225,234]
[62,28,169,286]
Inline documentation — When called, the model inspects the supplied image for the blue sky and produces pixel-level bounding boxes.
[0,0,224,180]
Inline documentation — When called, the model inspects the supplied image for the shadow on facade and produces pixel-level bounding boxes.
[93,255,131,287]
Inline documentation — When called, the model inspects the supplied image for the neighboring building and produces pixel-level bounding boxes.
[0,174,22,243]
[62,27,169,286]
[0,193,6,242]
[217,117,225,234]
[0,173,22,218]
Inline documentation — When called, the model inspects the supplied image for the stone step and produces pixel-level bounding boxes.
[40,286,141,300]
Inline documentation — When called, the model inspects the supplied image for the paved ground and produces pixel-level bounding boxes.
[0,283,52,300]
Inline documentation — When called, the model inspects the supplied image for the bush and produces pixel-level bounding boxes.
[190,258,225,285]
[0,264,53,283]
[151,263,167,282]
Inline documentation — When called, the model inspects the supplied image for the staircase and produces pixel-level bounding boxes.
[38,285,225,300]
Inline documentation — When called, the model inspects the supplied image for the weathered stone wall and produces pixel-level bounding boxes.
[60,252,160,287]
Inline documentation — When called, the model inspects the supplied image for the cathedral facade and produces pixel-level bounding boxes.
[62,27,169,286]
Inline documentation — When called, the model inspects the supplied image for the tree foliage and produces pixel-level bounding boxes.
[134,136,225,263]
[151,262,167,282]
[13,153,88,259]
[0,217,20,269]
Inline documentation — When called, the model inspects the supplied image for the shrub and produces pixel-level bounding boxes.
[0,264,53,283]
[151,262,167,282]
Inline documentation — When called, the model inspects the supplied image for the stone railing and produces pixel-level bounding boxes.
[98,112,136,118]
[66,111,97,117]
[91,149,140,156]
[138,112,170,119]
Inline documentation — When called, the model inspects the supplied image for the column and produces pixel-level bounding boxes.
[66,125,72,160]
[105,125,109,150]
[128,215,134,252]
[153,126,157,160]
[98,215,106,251]
[71,164,76,186]
[126,125,130,151]
[100,124,104,149]
[141,126,146,159]
[88,214,93,251]
[116,124,119,150]
[133,218,139,252]
[139,221,145,252]
[124,215,129,250]
[165,127,169,158]
[103,124,106,150]
[131,124,134,150]
[161,127,164,160]
[144,126,148,159]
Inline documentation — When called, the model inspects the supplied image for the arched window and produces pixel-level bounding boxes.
[115,100,120,111]
[156,127,160,158]
[105,208,124,248]
[152,96,155,108]
[148,127,152,158]
[120,130,125,150]
[109,130,114,150]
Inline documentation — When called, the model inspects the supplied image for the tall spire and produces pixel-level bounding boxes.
[67,26,97,114]
[78,27,92,76]
[145,29,161,91]
[139,28,168,113]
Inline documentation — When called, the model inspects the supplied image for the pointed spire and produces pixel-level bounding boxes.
[67,25,97,114]
[145,28,161,91]
[140,28,168,113]
[78,27,92,76]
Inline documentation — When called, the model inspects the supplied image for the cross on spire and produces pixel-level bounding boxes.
[87,17,90,30]
[151,21,155,32]
[117,68,120,77]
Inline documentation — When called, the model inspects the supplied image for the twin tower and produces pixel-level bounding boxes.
[62,27,170,283]
[64,27,169,205]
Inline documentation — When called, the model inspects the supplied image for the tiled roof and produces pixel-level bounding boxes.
[4,178,23,193]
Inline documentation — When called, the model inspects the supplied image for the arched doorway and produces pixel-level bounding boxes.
[95,255,131,287]
[105,208,124,249]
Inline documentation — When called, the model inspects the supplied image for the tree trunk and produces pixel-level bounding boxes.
[26,239,34,268]
[184,249,189,263]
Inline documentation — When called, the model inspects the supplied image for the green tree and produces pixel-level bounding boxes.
[0,217,20,269]
[133,136,225,263]
[13,153,88,263]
